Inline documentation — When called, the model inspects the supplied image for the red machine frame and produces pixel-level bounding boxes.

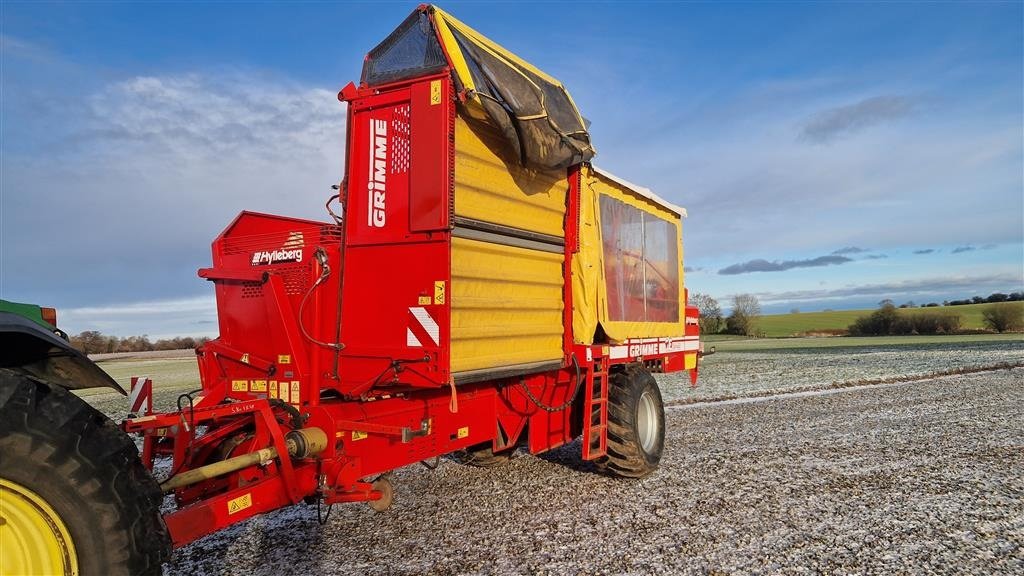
[124,61,701,550]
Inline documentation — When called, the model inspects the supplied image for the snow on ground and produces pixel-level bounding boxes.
[78,339,1023,574]
[656,338,1023,404]
[159,368,1022,575]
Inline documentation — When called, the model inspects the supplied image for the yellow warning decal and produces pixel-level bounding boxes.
[351,431,368,441]
[227,493,253,515]
[269,380,278,399]
[430,79,441,105]
[291,381,301,405]
[231,380,248,392]
[278,354,291,365]
[250,380,267,393]
[434,281,446,305]
[457,426,470,439]
[418,295,432,305]
[240,353,250,364]
[278,383,290,403]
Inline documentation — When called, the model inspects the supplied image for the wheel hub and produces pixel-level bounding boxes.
[0,477,79,576]
[637,389,659,453]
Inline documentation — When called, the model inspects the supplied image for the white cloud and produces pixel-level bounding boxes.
[83,74,343,162]
[2,71,347,316]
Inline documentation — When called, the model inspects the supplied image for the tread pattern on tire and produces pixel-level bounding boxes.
[600,364,665,478]
[0,368,171,576]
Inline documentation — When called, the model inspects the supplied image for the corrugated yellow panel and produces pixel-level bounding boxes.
[451,237,564,373]
[454,114,567,237]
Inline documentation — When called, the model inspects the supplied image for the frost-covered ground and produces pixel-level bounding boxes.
[658,338,1024,404]
[162,368,1023,575]
[77,338,1023,574]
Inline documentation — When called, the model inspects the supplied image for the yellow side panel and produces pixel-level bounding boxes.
[575,165,687,343]
[451,237,564,373]
[572,170,601,344]
[454,114,567,237]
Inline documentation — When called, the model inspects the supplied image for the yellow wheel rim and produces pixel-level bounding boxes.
[0,477,79,576]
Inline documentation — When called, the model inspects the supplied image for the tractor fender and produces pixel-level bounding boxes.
[0,312,125,394]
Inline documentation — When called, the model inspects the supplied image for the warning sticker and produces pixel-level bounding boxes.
[278,355,291,365]
[227,493,253,515]
[430,80,441,105]
[351,431,368,441]
[457,426,470,439]
[231,380,248,392]
[250,380,267,393]
[278,383,289,403]
[290,381,301,405]
[418,295,431,305]
[434,281,446,305]
[269,380,278,399]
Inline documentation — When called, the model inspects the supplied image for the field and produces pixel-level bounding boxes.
[756,301,1024,337]
[76,337,1024,575]
[80,334,1024,421]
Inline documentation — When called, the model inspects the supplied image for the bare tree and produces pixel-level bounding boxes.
[726,293,761,336]
[982,304,1023,333]
[690,292,723,334]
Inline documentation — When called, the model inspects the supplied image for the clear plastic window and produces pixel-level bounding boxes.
[599,195,680,323]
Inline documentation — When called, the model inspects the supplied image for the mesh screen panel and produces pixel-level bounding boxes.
[362,12,448,86]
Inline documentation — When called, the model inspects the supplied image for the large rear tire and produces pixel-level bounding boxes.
[0,369,170,575]
[600,364,665,478]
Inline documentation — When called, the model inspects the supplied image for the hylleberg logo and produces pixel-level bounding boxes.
[367,118,387,228]
[251,248,303,266]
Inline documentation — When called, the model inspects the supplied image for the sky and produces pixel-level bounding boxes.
[2,1,1022,338]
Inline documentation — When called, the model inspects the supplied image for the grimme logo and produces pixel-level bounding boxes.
[628,342,661,357]
[368,118,387,228]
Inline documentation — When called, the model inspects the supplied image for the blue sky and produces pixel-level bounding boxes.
[2,1,1022,337]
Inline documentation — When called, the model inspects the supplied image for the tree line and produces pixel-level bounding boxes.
[70,330,210,355]
[942,292,1023,306]
[849,300,1022,335]
[689,292,1024,338]
[690,293,761,337]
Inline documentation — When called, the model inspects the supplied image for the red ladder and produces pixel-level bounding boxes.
[582,349,608,460]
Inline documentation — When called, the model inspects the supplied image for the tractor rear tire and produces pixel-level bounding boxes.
[455,442,512,468]
[0,369,170,576]
[600,364,665,478]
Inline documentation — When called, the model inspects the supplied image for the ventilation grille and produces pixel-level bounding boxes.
[391,104,411,174]
[241,281,263,299]
[278,264,311,295]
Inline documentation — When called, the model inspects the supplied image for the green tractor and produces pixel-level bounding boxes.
[0,299,170,575]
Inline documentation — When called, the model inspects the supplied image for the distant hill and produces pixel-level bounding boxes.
[756,302,1024,338]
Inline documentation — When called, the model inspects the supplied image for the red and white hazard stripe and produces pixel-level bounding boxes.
[407,306,440,348]
[129,376,153,415]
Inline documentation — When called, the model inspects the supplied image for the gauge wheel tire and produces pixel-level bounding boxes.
[0,369,171,576]
[455,442,513,468]
[599,364,666,478]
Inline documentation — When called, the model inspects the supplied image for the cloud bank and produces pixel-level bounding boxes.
[800,95,915,143]
[718,255,853,275]
[3,70,347,315]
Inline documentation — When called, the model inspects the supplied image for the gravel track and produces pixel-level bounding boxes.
[164,368,1024,575]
